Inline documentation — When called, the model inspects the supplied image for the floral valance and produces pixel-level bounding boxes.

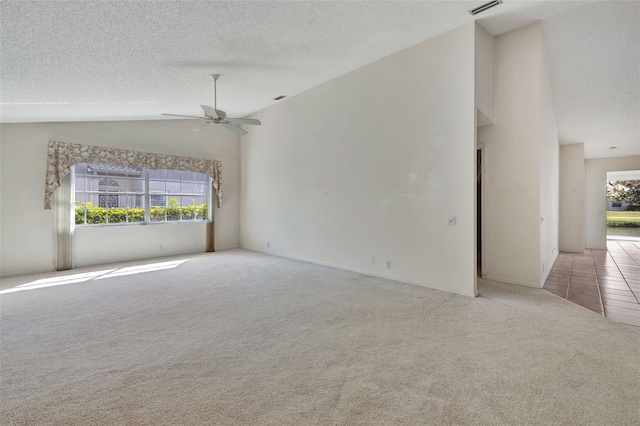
[44,140,222,209]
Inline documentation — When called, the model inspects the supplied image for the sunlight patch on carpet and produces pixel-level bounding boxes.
[0,259,188,294]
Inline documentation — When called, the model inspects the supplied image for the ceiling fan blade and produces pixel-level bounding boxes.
[192,122,211,132]
[226,117,262,126]
[201,105,218,118]
[162,113,207,119]
[221,122,248,136]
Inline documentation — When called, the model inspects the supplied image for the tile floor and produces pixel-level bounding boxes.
[543,240,640,329]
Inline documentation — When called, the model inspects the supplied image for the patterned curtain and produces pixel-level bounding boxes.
[55,174,75,271]
[44,140,222,209]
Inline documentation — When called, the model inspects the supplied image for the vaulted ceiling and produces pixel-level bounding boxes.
[1,1,638,159]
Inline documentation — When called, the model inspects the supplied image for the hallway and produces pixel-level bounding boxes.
[543,240,640,329]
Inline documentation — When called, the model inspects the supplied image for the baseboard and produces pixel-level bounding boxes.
[559,248,586,254]
[0,266,54,279]
[247,249,477,298]
[214,245,241,251]
[485,275,542,288]
[541,251,560,284]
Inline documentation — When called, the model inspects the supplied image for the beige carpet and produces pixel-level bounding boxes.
[1,250,639,425]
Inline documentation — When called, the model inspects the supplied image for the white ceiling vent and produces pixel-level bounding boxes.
[468,0,503,16]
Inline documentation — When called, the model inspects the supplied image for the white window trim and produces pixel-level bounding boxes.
[74,167,211,227]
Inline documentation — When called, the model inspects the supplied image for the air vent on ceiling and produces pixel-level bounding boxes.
[468,0,502,16]
[273,95,287,101]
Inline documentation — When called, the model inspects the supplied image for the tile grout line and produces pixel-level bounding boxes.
[565,253,573,300]
[590,251,605,316]
[600,241,640,306]
[616,240,640,268]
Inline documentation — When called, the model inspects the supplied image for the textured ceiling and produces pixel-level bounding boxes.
[542,1,640,159]
[1,1,637,159]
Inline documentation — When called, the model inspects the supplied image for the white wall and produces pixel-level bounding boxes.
[479,23,542,287]
[539,44,560,284]
[0,120,241,276]
[242,23,477,297]
[475,23,494,126]
[585,155,640,249]
[74,223,207,268]
[559,144,586,252]
[478,22,559,287]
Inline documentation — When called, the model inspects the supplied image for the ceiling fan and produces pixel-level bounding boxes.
[162,74,261,136]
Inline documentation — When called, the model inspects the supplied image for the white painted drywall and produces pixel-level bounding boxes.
[539,45,560,284]
[559,144,586,253]
[0,126,55,276]
[478,22,560,288]
[475,23,494,125]
[74,222,206,268]
[585,155,640,249]
[479,24,542,287]
[0,120,240,276]
[242,23,477,297]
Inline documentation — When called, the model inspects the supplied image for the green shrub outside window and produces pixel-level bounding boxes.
[75,200,208,225]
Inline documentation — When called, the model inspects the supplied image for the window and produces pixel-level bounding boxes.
[74,164,209,225]
[611,202,622,208]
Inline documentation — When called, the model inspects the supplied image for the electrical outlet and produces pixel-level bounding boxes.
[369,256,375,264]
[386,261,391,269]
[447,216,457,226]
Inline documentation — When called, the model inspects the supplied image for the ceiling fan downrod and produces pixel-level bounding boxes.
[211,74,220,112]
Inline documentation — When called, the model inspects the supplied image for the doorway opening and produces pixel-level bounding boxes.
[606,170,640,241]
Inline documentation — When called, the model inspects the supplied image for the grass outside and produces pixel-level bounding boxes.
[607,211,640,227]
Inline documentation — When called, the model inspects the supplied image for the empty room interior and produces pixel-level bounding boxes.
[1,1,639,424]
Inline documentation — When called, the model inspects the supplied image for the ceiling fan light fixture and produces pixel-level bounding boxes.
[468,0,503,16]
[161,74,262,136]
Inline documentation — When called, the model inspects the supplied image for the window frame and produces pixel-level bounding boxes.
[73,165,211,227]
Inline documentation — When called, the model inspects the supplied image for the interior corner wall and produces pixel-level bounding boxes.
[0,121,241,277]
[478,23,542,287]
[478,22,559,288]
[559,144,586,253]
[241,23,477,297]
[475,23,494,124]
[585,155,640,249]
[538,41,560,285]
